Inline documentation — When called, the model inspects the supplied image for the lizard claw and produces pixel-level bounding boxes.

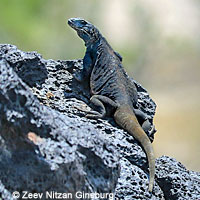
[149,125,156,135]
[85,111,103,119]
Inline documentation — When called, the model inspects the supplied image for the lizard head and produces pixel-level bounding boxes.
[68,18,100,46]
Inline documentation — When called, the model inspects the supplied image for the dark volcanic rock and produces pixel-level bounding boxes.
[156,156,200,200]
[0,44,199,200]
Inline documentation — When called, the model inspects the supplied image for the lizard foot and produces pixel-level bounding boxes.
[86,111,104,119]
[149,125,156,135]
[73,104,91,113]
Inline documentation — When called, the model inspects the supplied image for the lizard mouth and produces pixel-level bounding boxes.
[68,18,81,31]
[68,18,90,37]
[68,18,75,29]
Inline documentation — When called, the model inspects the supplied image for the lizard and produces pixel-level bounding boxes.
[68,17,155,192]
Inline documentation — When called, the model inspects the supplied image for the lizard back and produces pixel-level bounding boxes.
[90,38,138,108]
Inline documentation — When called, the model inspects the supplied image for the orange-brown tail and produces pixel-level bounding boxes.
[114,104,155,192]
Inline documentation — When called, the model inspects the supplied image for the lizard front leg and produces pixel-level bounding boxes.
[86,95,117,119]
[73,51,93,82]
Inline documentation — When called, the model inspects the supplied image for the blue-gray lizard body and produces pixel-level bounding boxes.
[68,18,155,192]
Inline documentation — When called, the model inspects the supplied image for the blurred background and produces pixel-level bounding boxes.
[1,0,199,171]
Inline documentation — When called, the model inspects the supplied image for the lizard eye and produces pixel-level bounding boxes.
[81,20,87,25]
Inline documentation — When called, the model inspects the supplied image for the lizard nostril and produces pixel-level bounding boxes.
[68,18,75,25]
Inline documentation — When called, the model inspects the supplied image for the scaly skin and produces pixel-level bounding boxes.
[68,18,155,192]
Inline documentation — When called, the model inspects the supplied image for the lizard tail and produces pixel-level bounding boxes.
[114,104,155,192]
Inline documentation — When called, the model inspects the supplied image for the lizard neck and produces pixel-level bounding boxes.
[85,34,108,55]
[84,31,102,48]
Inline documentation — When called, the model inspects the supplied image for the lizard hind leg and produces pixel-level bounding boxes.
[86,95,117,119]
[86,95,106,119]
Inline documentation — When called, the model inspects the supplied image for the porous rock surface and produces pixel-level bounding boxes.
[0,44,199,200]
